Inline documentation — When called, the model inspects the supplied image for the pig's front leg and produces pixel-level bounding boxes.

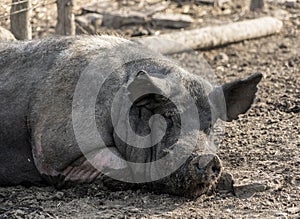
[34,145,129,189]
[60,147,128,184]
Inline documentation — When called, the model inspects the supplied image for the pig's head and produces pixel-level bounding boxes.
[106,58,262,197]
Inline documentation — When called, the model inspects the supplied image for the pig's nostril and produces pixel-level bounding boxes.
[195,154,221,177]
[195,166,205,174]
[212,166,220,177]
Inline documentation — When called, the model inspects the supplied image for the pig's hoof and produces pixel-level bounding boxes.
[215,171,234,193]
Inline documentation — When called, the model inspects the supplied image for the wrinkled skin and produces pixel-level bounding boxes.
[0,36,262,198]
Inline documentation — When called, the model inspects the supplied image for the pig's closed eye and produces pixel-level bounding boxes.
[163,110,177,117]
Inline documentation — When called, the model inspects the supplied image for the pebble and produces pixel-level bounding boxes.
[286,207,300,214]
[216,172,234,193]
[234,183,267,198]
[279,43,288,49]
[54,191,64,200]
[128,207,140,213]
[14,209,25,215]
[274,211,288,217]
[214,53,229,62]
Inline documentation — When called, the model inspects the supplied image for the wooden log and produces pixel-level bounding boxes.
[10,0,32,40]
[56,0,76,35]
[137,17,283,54]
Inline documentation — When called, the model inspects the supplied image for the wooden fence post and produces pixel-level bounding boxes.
[250,0,264,11]
[56,0,76,35]
[10,0,32,40]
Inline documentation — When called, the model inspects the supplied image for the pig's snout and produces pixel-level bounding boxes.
[152,154,222,198]
[194,154,222,180]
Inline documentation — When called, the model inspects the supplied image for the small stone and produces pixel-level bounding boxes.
[279,43,288,49]
[214,53,229,62]
[142,196,149,203]
[128,207,139,213]
[234,183,267,198]
[54,191,64,200]
[14,209,26,217]
[286,207,300,214]
[274,211,288,217]
[216,172,234,193]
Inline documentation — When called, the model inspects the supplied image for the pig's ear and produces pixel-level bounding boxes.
[209,73,262,121]
[127,70,171,103]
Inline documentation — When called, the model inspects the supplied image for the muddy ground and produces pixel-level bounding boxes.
[0,0,299,218]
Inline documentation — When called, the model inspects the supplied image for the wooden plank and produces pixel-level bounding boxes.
[250,0,264,11]
[10,0,32,40]
[56,0,76,35]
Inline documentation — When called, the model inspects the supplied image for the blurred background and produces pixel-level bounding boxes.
[0,0,298,39]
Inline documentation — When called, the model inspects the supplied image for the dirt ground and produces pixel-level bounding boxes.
[0,0,299,218]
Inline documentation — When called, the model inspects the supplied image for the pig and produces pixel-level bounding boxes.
[0,35,262,198]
